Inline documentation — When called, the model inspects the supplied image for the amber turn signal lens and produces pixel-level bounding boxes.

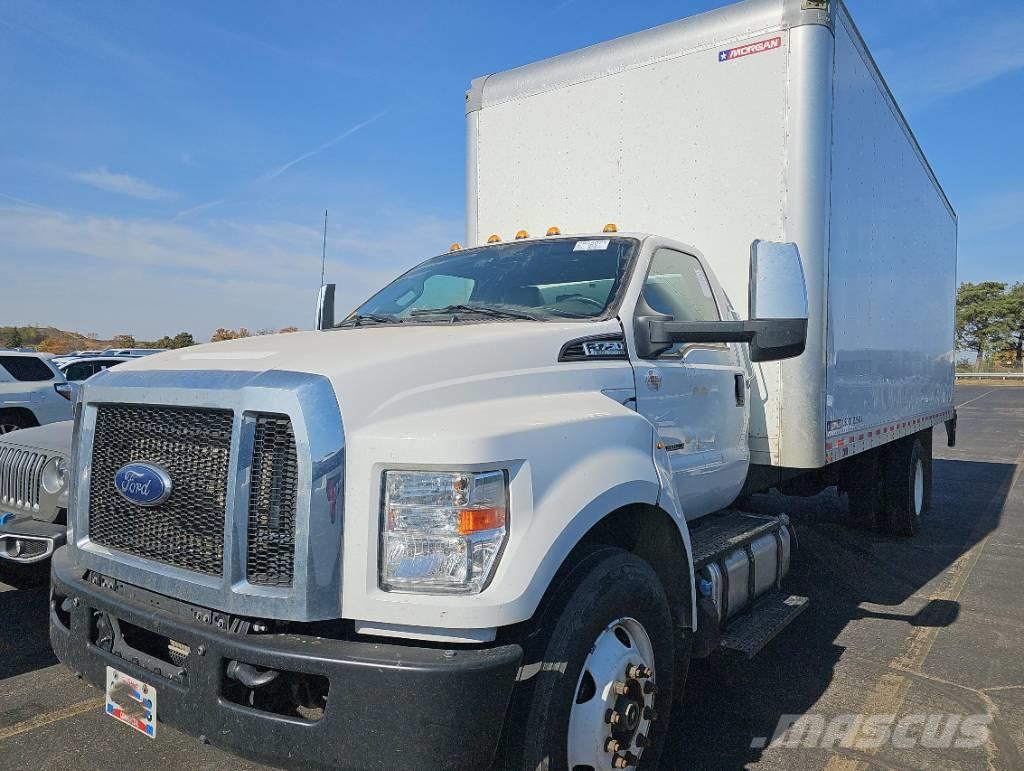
[458,507,506,534]
[487,234,502,243]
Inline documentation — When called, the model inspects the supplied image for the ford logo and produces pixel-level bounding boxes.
[114,463,173,507]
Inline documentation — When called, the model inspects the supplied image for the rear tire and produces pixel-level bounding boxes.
[841,449,883,531]
[880,431,932,537]
[0,410,37,435]
[502,547,678,771]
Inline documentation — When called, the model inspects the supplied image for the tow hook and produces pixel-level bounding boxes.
[226,660,280,688]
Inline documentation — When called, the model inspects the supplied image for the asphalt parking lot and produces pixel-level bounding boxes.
[1,384,1022,770]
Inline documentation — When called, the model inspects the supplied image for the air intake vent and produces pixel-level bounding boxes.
[247,414,299,587]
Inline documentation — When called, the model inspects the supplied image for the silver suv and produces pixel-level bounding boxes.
[0,352,73,434]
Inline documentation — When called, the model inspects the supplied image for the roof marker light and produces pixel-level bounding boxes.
[514,230,529,240]
[546,226,561,236]
[487,234,502,243]
[603,223,618,233]
[449,242,462,251]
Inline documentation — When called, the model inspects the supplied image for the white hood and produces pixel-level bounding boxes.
[116,321,631,432]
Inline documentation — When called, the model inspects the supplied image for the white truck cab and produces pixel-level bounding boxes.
[51,1,956,769]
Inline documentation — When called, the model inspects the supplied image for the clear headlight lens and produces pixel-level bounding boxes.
[381,470,507,594]
[41,457,67,495]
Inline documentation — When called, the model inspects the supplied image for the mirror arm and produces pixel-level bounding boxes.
[650,320,755,345]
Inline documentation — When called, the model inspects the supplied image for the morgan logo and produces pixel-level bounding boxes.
[718,36,782,63]
[114,463,172,507]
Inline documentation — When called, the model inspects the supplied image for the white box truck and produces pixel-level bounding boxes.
[51,1,956,768]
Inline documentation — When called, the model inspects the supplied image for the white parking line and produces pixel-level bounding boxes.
[957,389,996,409]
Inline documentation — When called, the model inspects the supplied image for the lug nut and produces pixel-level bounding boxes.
[606,709,622,725]
[605,737,621,753]
[635,733,649,748]
[643,706,658,721]
[611,680,629,696]
[643,681,658,695]
[627,664,652,679]
[613,752,638,768]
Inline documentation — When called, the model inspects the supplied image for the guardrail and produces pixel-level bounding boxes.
[956,372,1024,380]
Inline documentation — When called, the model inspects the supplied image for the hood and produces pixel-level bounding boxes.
[0,419,74,456]
[111,321,631,431]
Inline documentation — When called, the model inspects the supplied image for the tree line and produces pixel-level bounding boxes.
[2,325,303,354]
[956,282,1024,368]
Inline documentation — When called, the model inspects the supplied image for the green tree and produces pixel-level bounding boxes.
[1000,282,1024,366]
[956,282,1006,364]
[4,327,22,348]
[171,332,195,349]
[111,334,136,348]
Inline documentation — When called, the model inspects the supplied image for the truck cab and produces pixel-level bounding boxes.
[50,0,954,768]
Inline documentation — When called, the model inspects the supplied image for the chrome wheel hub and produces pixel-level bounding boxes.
[567,617,657,769]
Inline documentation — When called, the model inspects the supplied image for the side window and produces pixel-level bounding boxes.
[0,355,55,382]
[63,362,93,381]
[642,249,721,357]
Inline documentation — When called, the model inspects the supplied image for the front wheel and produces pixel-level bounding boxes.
[504,548,679,770]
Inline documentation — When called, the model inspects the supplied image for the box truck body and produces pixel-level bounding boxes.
[467,0,957,470]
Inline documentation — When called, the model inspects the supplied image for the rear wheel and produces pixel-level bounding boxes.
[504,548,679,770]
[0,411,37,435]
[841,449,883,530]
[880,431,932,537]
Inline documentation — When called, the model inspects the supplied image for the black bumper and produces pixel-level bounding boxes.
[50,548,522,770]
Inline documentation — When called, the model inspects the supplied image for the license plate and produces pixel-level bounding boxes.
[105,666,157,738]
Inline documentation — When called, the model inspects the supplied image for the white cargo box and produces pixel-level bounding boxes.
[466,0,956,469]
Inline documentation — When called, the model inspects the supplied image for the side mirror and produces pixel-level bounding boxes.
[633,240,808,362]
[747,240,808,362]
[316,284,336,331]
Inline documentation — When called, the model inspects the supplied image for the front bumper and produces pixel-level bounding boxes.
[50,548,522,770]
[0,515,65,564]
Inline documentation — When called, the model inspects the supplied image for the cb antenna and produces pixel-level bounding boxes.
[320,208,328,287]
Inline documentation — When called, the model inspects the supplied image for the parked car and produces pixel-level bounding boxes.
[102,348,166,357]
[0,419,72,565]
[55,355,134,402]
[0,352,73,434]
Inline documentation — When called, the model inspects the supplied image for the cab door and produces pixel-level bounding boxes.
[631,247,749,520]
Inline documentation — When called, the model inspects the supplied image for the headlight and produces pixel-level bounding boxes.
[381,470,508,594]
[41,457,67,495]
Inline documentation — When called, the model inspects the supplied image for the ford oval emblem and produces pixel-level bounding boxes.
[114,463,172,507]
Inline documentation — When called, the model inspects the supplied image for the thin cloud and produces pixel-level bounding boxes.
[258,110,389,182]
[877,9,1024,107]
[0,191,57,212]
[175,110,389,220]
[71,167,178,200]
[173,198,226,220]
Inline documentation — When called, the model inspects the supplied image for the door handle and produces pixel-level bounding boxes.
[734,373,746,406]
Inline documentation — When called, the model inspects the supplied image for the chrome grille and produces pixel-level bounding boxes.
[88,405,234,576]
[0,445,46,512]
[246,414,299,587]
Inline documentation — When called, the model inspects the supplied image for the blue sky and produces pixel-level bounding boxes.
[1,0,1021,341]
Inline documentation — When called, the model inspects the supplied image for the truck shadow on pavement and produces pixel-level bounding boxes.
[662,456,1016,769]
[0,565,57,682]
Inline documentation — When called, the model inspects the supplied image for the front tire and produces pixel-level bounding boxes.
[504,548,678,770]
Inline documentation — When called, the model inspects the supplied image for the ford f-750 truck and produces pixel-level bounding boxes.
[50,1,956,768]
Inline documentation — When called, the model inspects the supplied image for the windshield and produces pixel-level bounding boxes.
[340,237,638,325]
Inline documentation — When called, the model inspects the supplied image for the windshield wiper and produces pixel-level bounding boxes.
[409,304,542,321]
[337,313,403,327]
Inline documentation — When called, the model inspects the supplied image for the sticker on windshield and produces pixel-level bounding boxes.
[574,240,610,252]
